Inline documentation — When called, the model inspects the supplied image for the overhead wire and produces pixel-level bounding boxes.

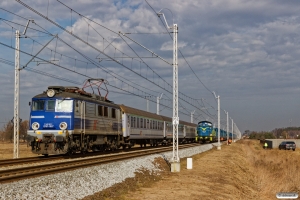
[145,0,225,121]
[55,0,206,106]
[0,15,161,97]
[145,0,218,104]
[15,0,208,118]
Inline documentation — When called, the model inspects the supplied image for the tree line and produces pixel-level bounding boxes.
[244,127,300,140]
[0,120,29,142]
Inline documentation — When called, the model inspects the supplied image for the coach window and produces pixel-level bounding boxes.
[133,117,136,128]
[104,106,108,117]
[144,119,147,129]
[131,116,134,128]
[112,108,116,118]
[140,118,143,128]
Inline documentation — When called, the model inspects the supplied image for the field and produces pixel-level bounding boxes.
[1,140,300,199]
[0,142,35,159]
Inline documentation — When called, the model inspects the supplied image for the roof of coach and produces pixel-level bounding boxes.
[153,115,196,127]
[118,104,163,121]
[33,86,119,108]
[119,105,197,126]
[179,120,197,127]
[160,115,172,122]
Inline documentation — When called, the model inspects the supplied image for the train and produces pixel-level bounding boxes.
[196,120,236,143]
[27,80,197,156]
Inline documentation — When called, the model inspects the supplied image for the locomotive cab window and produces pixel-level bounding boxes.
[46,100,55,111]
[32,100,45,111]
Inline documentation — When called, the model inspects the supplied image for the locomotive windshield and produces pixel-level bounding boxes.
[32,100,45,111]
[32,99,73,112]
[46,100,55,111]
[199,122,212,127]
[55,99,73,112]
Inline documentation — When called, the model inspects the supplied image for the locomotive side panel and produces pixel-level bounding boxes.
[73,101,122,136]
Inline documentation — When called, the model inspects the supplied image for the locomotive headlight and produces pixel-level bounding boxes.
[32,122,40,130]
[59,122,67,130]
[47,89,55,97]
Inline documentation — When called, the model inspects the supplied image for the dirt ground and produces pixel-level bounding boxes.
[83,140,300,200]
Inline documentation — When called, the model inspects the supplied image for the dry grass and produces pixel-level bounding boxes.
[99,140,300,200]
[0,142,35,159]
[243,140,300,199]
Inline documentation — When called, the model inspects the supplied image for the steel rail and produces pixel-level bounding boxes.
[0,143,202,183]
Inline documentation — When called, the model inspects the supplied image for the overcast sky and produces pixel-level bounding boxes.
[1,0,300,133]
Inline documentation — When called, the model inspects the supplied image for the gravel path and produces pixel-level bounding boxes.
[0,144,213,200]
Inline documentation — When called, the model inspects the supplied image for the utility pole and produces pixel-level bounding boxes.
[213,92,221,150]
[147,97,149,112]
[172,23,179,170]
[231,118,234,142]
[157,10,180,172]
[145,96,150,112]
[13,19,34,158]
[224,110,229,143]
[14,29,20,159]
[191,110,195,123]
[156,93,163,115]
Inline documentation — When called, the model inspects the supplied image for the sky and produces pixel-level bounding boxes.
[1,0,300,133]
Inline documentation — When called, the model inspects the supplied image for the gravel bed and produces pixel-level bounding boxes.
[0,144,214,200]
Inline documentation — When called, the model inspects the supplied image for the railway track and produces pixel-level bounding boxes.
[0,146,150,168]
[0,143,202,183]
[0,155,65,168]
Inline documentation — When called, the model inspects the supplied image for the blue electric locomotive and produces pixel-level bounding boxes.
[28,84,123,155]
